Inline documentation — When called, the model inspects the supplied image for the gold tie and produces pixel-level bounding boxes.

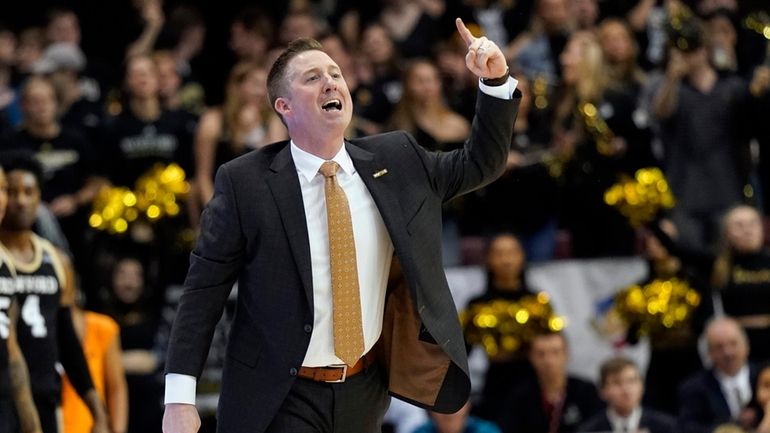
[319,161,364,367]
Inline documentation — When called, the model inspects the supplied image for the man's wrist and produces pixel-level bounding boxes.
[481,67,510,87]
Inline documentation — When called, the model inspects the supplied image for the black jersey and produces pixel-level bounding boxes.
[12,235,66,398]
[0,247,16,400]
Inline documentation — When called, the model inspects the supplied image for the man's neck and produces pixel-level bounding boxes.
[130,97,161,122]
[26,121,60,139]
[0,229,35,262]
[59,83,82,114]
[291,133,345,160]
[540,374,567,401]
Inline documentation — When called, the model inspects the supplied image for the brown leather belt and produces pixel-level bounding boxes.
[298,351,377,383]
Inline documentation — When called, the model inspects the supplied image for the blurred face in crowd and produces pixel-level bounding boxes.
[2,170,40,232]
[706,318,749,377]
[21,78,58,127]
[154,54,181,100]
[0,30,16,65]
[487,234,525,283]
[125,56,159,99]
[572,0,599,30]
[538,0,569,34]
[530,333,569,382]
[112,258,145,305]
[708,15,737,50]
[599,20,635,65]
[362,24,395,65]
[405,61,442,104]
[275,49,353,139]
[601,366,644,417]
[280,13,318,46]
[321,35,353,83]
[16,28,45,72]
[560,35,584,86]
[239,67,267,107]
[230,23,268,62]
[756,367,770,409]
[429,401,471,433]
[47,12,81,45]
[724,206,764,254]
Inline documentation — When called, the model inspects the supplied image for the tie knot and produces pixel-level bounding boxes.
[319,161,340,178]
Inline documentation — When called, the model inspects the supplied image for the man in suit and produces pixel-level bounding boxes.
[678,317,759,433]
[580,357,676,433]
[163,18,521,433]
[497,332,604,433]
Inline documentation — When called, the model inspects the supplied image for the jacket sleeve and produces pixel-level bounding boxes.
[165,165,245,377]
[408,89,520,203]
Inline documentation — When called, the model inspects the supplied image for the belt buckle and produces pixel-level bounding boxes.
[325,364,348,383]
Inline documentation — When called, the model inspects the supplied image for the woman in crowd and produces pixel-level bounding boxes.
[192,61,285,211]
[597,18,647,95]
[554,30,655,257]
[465,233,537,421]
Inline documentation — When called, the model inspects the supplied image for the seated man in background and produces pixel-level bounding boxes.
[580,357,676,433]
[679,317,760,433]
[497,332,603,433]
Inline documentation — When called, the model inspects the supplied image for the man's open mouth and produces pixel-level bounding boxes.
[322,99,342,111]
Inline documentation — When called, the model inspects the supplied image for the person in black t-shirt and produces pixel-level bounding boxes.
[103,54,196,188]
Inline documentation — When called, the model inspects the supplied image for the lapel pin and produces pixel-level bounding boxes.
[373,169,388,178]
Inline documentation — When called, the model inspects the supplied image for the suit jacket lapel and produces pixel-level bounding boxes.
[346,142,412,263]
[707,370,732,418]
[266,145,314,307]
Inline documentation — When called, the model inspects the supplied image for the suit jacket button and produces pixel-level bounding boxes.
[289,368,298,376]
[304,324,312,333]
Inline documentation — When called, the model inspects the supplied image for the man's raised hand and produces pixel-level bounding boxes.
[455,18,508,80]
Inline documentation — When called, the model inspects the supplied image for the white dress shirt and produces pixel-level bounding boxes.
[607,407,642,432]
[164,76,518,405]
[716,364,752,418]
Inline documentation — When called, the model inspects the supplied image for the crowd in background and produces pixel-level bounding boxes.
[1,0,770,432]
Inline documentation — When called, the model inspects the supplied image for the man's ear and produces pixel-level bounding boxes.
[275,97,290,118]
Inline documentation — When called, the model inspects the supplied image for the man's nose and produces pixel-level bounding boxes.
[323,76,338,92]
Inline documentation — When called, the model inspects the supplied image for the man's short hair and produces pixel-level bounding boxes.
[599,356,638,388]
[0,151,44,188]
[267,38,324,111]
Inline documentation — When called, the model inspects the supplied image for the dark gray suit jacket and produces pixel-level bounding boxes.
[166,89,520,433]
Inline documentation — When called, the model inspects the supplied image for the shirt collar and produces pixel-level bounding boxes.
[290,140,356,183]
[715,364,750,386]
[607,407,642,432]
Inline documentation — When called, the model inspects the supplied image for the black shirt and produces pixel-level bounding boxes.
[103,108,197,187]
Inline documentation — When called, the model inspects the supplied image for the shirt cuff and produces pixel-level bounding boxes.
[164,373,197,405]
[479,76,519,100]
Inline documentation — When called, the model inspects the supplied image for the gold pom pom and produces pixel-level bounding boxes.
[604,167,676,227]
[614,278,700,337]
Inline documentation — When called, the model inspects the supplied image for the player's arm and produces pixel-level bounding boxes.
[104,332,128,433]
[7,300,43,433]
[55,250,110,433]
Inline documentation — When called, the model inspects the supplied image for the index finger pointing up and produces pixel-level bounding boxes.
[455,18,476,47]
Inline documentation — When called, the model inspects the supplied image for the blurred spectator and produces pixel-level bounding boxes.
[105,257,163,433]
[497,332,603,433]
[0,76,105,272]
[192,62,285,210]
[507,0,571,85]
[598,18,647,93]
[229,7,273,65]
[61,299,128,433]
[355,23,403,132]
[754,363,770,433]
[0,53,16,133]
[33,42,106,146]
[15,28,46,85]
[753,64,770,215]
[636,220,711,415]
[413,401,501,433]
[555,31,654,257]
[278,10,323,47]
[712,205,770,362]
[653,18,753,251]
[705,9,739,74]
[572,0,600,31]
[579,357,677,433]
[678,317,760,433]
[435,35,478,122]
[45,8,104,103]
[465,234,537,420]
[468,74,558,259]
[451,0,534,48]
[380,0,445,59]
[153,50,205,115]
[161,4,206,85]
